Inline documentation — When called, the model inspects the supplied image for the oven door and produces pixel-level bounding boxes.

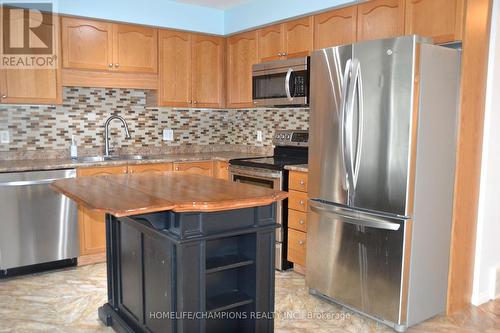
[252,59,309,107]
[229,166,283,241]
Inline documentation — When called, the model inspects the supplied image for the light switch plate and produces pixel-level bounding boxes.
[256,130,263,142]
[163,129,174,141]
[0,130,9,144]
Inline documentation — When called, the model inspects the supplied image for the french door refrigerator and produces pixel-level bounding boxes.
[306,36,461,332]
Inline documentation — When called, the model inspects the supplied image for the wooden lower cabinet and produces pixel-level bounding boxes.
[173,161,213,177]
[77,165,127,262]
[287,170,309,273]
[213,160,229,180]
[128,163,173,174]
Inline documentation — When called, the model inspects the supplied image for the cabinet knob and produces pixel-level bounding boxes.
[299,200,304,205]
[225,166,229,170]
[299,220,305,225]
[193,101,197,104]
[1,95,6,99]
[277,52,282,56]
[108,63,113,68]
[115,63,119,68]
[283,52,287,56]
[299,179,305,185]
[188,100,192,104]
[298,240,305,245]
[175,166,179,171]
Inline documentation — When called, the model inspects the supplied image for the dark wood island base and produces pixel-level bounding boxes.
[51,173,287,333]
[98,204,278,333]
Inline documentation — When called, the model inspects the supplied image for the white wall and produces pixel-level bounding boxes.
[472,0,500,306]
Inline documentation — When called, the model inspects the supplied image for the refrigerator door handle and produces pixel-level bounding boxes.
[340,59,353,192]
[352,59,364,188]
[309,199,401,231]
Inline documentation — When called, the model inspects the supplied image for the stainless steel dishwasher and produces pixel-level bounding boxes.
[0,169,79,276]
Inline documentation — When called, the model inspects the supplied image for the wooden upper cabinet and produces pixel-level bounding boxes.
[226,31,259,108]
[191,34,224,108]
[159,30,192,107]
[61,17,113,71]
[357,0,405,42]
[405,0,465,44]
[285,16,314,58]
[0,13,61,104]
[62,18,157,73]
[314,6,357,49]
[258,17,313,62]
[112,24,158,73]
[258,24,284,62]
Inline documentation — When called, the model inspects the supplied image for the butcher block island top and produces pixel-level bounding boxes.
[51,172,288,217]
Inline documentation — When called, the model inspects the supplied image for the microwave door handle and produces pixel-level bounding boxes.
[285,68,293,101]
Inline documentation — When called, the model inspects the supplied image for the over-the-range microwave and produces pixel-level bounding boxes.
[252,57,309,107]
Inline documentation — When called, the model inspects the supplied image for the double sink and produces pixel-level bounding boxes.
[75,155,158,163]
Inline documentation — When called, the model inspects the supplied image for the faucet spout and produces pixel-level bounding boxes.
[104,115,131,157]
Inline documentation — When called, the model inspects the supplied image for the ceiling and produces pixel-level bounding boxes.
[174,0,250,10]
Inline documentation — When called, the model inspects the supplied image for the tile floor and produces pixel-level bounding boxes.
[0,263,499,332]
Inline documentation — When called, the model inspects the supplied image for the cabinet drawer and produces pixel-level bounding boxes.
[288,190,308,212]
[289,171,308,192]
[288,229,306,266]
[288,209,307,232]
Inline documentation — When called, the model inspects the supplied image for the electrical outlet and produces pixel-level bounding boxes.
[0,130,9,144]
[163,128,174,141]
[256,130,263,142]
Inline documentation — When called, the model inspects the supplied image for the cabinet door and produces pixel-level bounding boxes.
[357,0,404,42]
[213,161,229,180]
[405,0,464,44]
[128,163,173,174]
[314,6,357,49]
[112,24,158,73]
[0,12,61,104]
[285,16,314,58]
[258,24,284,62]
[226,31,259,108]
[158,30,192,107]
[191,34,224,108]
[77,165,127,256]
[61,17,113,70]
[173,161,213,177]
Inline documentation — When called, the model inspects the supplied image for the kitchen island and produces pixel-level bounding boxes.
[52,173,287,333]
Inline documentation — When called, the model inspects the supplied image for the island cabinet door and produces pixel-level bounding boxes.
[127,163,173,174]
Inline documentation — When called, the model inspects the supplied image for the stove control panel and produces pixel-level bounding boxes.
[273,130,308,147]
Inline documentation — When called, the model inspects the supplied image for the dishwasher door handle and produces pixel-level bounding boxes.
[0,178,63,187]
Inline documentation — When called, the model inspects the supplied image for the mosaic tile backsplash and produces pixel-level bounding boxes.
[0,87,309,159]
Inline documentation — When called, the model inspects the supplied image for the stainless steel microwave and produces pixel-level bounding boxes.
[252,57,309,107]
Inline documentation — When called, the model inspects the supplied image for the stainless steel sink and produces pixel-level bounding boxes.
[75,155,155,163]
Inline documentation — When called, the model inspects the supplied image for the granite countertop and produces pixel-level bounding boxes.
[52,173,288,216]
[0,151,263,173]
[285,164,308,172]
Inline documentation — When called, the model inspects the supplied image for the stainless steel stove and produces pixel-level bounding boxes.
[229,130,308,270]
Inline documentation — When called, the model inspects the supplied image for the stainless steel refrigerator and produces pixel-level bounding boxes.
[306,36,461,332]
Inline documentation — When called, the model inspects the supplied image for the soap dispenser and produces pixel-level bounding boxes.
[70,135,78,159]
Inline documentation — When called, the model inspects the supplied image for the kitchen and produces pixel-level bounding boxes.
[0,0,499,332]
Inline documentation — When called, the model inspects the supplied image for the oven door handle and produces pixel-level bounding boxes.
[229,166,282,180]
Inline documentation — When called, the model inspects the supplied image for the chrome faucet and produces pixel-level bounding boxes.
[104,115,131,157]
